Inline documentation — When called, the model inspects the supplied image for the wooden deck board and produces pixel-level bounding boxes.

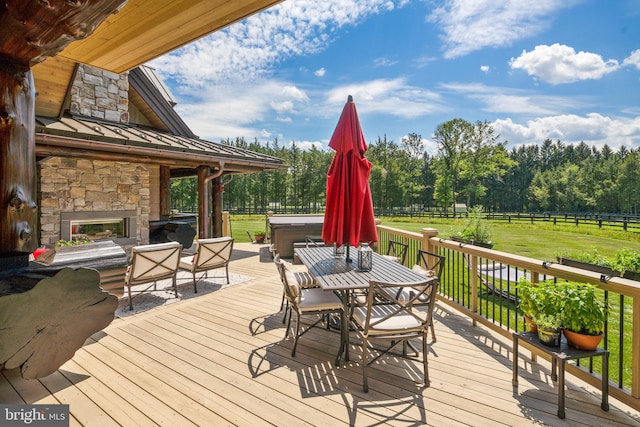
[2,242,640,426]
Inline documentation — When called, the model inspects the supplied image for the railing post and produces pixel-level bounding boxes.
[222,211,230,237]
[633,296,640,398]
[420,228,439,253]
[471,254,478,327]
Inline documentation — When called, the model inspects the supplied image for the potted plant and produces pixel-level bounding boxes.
[557,247,640,281]
[561,282,607,350]
[533,313,563,347]
[451,206,493,248]
[517,279,564,335]
[516,279,540,333]
[254,230,266,244]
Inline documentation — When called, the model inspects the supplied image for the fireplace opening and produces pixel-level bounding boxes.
[71,218,126,241]
[61,210,137,245]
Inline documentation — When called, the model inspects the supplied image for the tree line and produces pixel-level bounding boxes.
[170,118,640,215]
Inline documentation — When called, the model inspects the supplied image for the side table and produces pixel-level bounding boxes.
[512,331,609,419]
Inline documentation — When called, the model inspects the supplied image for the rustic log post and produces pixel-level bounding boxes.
[0,0,129,379]
[159,165,171,217]
[0,64,38,261]
[0,0,130,261]
[212,175,222,237]
[197,165,210,238]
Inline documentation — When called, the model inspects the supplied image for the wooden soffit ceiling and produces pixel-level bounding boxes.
[58,0,284,73]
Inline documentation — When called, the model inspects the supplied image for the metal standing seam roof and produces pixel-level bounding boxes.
[35,116,285,167]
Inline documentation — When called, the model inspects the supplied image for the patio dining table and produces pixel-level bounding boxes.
[294,246,436,364]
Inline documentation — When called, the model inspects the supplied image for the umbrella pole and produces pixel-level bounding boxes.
[346,245,352,263]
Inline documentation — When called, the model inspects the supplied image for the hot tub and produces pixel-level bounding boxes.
[268,215,324,258]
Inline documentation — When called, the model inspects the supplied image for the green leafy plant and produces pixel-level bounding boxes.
[517,279,564,321]
[562,282,607,335]
[565,247,610,266]
[534,313,563,331]
[562,247,640,276]
[55,238,90,247]
[516,278,540,319]
[254,230,266,236]
[610,248,640,276]
[454,205,492,245]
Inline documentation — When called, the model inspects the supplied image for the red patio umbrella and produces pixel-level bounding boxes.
[321,95,378,260]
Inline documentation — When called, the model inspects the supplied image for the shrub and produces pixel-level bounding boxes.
[454,206,492,245]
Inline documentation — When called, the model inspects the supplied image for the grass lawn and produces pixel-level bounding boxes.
[228,214,640,260]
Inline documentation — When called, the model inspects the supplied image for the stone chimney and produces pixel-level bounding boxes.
[69,64,129,123]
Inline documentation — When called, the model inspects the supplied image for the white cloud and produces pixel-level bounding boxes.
[510,43,620,84]
[281,85,309,101]
[314,67,326,77]
[174,80,308,141]
[440,82,584,116]
[412,56,437,68]
[428,0,577,58]
[623,49,640,70]
[480,65,490,73]
[493,114,640,149]
[150,0,407,86]
[373,57,398,67]
[324,78,446,118]
[270,100,295,114]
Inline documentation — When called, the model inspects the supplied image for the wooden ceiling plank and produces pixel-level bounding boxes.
[65,0,254,65]
[58,0,283,72]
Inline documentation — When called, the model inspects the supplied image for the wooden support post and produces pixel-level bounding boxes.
[197,166,210,238]
[421,228,439,254]
[470,254,478,327]
[0,64,38,259]
[159,165,171,218]
[212,175,222,237]
[0,0,129,379]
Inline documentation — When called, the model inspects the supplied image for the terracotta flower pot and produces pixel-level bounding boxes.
[255,235,265,244]
[563,329,604,351]
[524,315,538,334]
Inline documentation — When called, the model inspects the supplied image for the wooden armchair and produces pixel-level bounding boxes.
[125,241,182,310]
[179,237,234,292]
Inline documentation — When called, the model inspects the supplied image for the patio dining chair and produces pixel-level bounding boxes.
[273,253,319,322]
[274,256,343,357]
[178,237,234,293]
[350,278,438,392]
[381,240,409,265]
[393,249,444,342]
[125,241,182,311]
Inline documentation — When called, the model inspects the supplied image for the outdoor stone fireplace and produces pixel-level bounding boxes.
[39,157,150,247]
[60,210,137,245]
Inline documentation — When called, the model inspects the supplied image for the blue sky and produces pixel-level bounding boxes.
[149,0,640,154]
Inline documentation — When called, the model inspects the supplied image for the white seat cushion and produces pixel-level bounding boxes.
[179,255,195,271]
[412,264,435,277]
[381,254,400,263]
[299,288,342,311]
[352,305,422,333]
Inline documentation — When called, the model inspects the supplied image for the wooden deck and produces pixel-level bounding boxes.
[2,243,640,426]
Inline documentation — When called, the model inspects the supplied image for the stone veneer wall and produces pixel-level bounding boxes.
[39,158,150,246]
[69,64,129,123]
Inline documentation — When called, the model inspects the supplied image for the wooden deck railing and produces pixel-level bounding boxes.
[375,224,640,412]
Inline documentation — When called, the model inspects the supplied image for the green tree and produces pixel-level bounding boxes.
[431,118,470,215]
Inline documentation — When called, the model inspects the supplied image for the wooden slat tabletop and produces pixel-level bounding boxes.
[295,246,433,291]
